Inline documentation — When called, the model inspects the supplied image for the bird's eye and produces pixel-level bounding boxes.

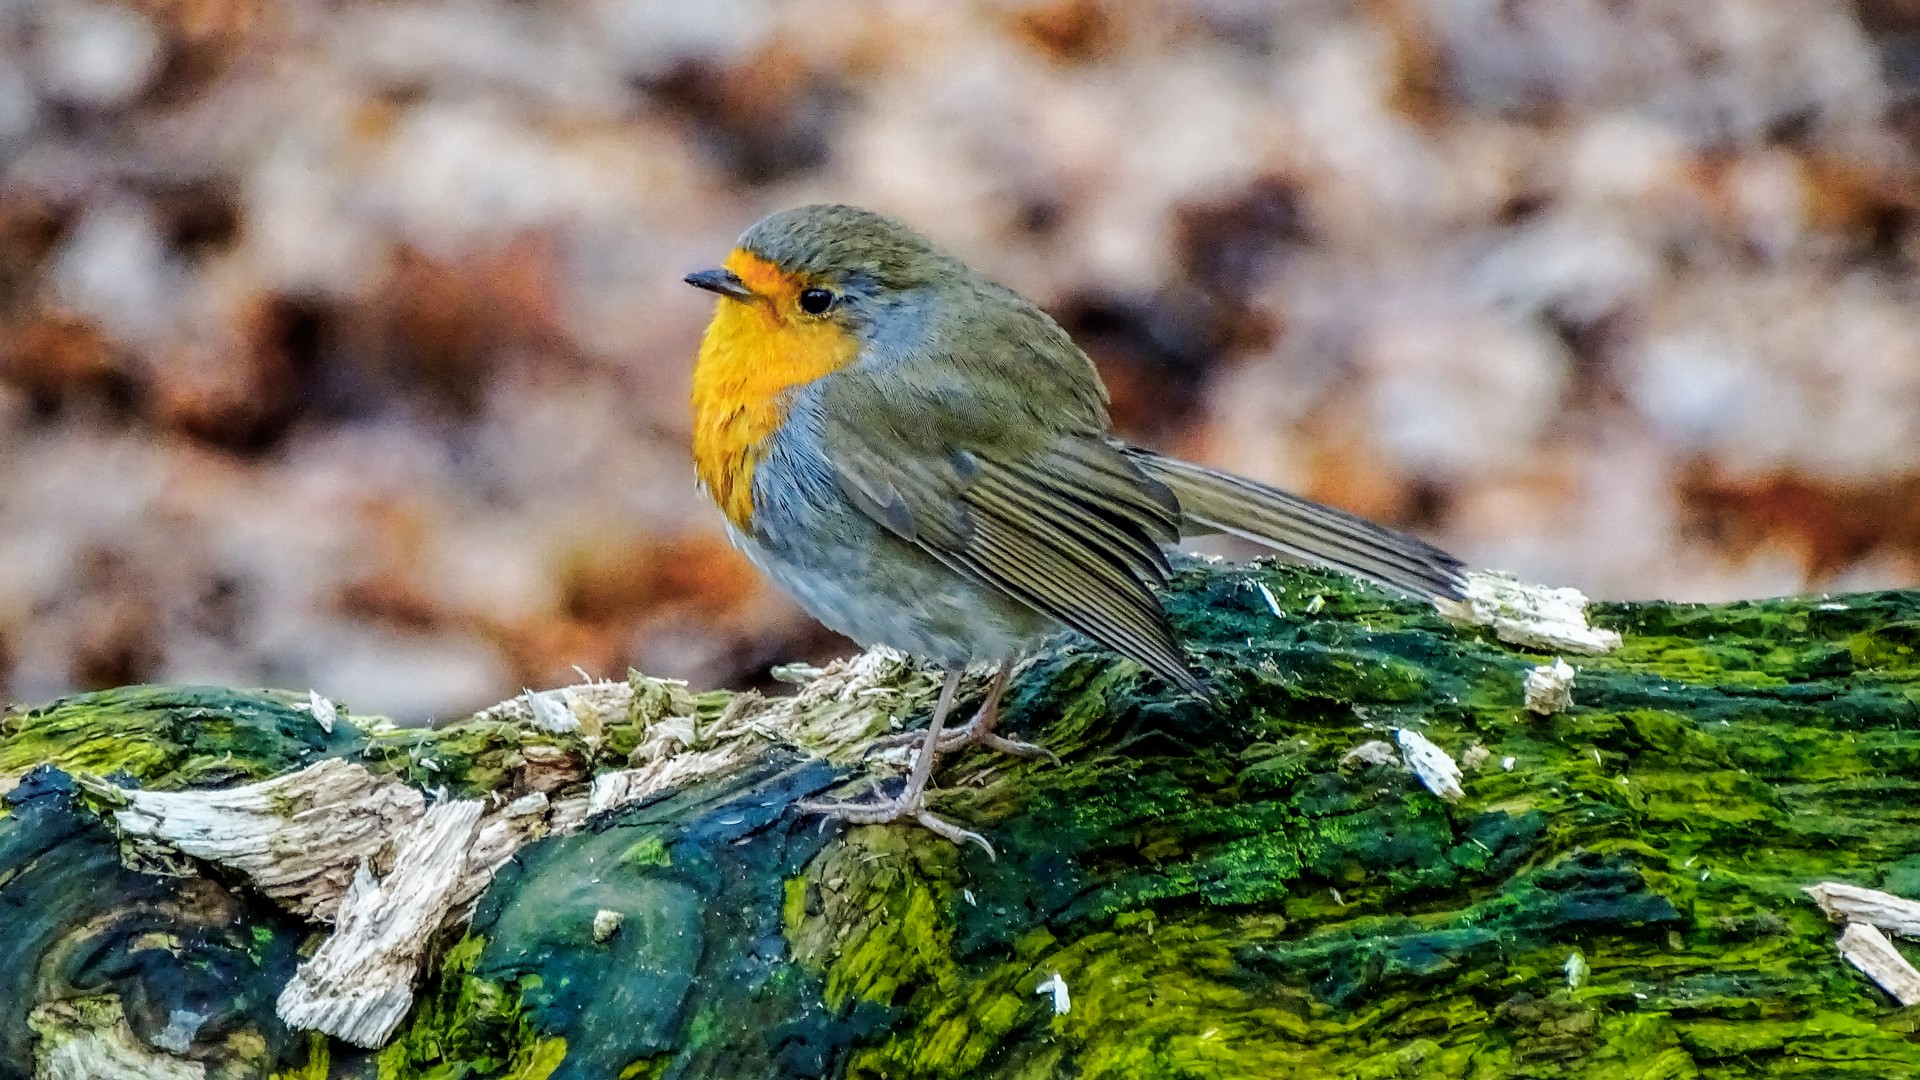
[798,288,836,315]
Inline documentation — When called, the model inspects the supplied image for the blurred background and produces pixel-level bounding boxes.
[2,0,1918,719]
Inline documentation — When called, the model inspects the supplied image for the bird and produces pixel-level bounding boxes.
[686,204,1464,852]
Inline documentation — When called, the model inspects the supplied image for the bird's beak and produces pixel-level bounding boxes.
[684,268,756,302]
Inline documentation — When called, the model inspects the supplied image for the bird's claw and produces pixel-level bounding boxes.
[869,717,1053,763]
[976,732,1057,764]
[914,810,995,859]
[796,792,996,859]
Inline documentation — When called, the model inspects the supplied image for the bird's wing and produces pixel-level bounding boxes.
[1120,445,1466,600]
[816,343,1202,693]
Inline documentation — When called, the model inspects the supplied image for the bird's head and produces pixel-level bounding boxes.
[685,205,961,529]
[685,203,955,344]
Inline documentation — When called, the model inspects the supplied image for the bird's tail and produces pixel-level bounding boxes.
[1121,446,1467,601]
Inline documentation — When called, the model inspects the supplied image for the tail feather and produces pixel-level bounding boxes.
[1122,446,1467,600]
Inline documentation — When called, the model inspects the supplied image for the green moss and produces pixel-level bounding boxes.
[788,827,964,1012]
[0,685,353,792]
[774,567,1920,1077]
[270,1033,330,1080]
[356,719,549,797]
[375,934,563,1080]
[10,566,1920,1077]
[618,1055,672,1079]
[621,834,673,868]
[507,1037,567,1079]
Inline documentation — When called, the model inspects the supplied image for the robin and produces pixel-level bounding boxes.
[686,204,1463,851]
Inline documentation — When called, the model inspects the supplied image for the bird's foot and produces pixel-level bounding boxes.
[798,783,994,858]
[871,708,1056,763]
[961,725,1056,762]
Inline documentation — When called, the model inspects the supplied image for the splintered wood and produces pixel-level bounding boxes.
[1341,734,1469,802]
[1807,881,1920,1005]
[1339,740,1399,769]
[110,758,426,921]
[1394,728,1464,801]
[1436,571,1623,654]
[589,647,936,816]
[1805,882,1920,937]
[101,757,541,1046]
[83,650,942,1052]
[1837,923,1920,1006]
[1524,659,1577,715]
[277,800,485,1046]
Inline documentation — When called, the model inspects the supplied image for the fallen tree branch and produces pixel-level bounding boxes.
[4,562,1920,1079]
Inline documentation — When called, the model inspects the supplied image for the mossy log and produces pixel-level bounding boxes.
[5,561,1920,1078]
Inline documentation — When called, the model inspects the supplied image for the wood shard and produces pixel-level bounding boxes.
[472,680,635,734]
[592,646,939,818]
[1435,571,1622,654]
[111,758,427,921]
[450,805,553,915]
[1395,728,1464,801]
[503,790,549,817]
[1805,881,1920,937]
[520,688,581,734]
[591,745,746,816]
[593,908,625,943]
[1524,658,1577,715]
[1035,972,1070,1014]
[306,690,336,734]
[1339,740,1400,768]
[276,799,485,1047]
[751,646,934,761]
[1564,951,1587,989]
[1837,921,1920,1005]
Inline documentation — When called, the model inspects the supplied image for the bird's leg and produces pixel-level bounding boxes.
[931,659,1052,759]
[797,667,993,856]
[873,659,1053,760]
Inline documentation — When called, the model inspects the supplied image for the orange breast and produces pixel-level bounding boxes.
[691,250,859,531]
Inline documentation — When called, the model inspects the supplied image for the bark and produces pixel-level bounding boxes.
[3,561,1920,1079]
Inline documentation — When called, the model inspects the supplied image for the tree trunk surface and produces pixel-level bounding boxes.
[4,561,1920,1079]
